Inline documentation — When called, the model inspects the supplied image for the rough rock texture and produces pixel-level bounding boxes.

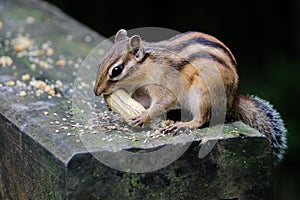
[0,0,272,199]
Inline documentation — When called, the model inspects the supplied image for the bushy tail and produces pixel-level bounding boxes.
[237,95,287,163]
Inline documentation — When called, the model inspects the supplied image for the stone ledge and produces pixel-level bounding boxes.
[0,0,272,199]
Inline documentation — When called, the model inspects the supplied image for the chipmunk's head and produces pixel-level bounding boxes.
[94,29,147,96]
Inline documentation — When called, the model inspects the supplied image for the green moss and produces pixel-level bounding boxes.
[133,140,141,147]
[228,137,268,158]
[4,6,45,21]
[121,173,149,199]
[161,135,171,141]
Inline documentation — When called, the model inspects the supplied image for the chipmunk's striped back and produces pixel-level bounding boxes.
[140,31,239,87]
[163,31,237,67]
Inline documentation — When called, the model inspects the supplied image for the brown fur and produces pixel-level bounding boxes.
[94,29,287,161]
[94,30,267,134]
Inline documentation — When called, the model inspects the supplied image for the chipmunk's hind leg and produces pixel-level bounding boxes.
[162,85,209,135]
[162,102,206,135]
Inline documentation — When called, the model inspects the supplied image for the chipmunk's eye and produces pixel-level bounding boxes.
[111,64,124,78]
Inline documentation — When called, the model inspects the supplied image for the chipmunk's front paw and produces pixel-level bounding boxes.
[131,110,150,127]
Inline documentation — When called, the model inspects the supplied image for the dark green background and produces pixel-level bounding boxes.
[46,0,300,199]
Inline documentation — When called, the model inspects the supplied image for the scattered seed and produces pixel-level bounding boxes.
[38,81,46,89]
[56,59,66,67]
[4,80,15,86]
[14,44,25,52]
[41,43,49,50]
[230,129,239,134]
[37,49,44,56]
[30,63,36,71]
[0,56,13,67]
[44,85,53,93]
[72,123,82,128]
[35,89,44,96]
[13,36,34,52]
[55,80,63,88]
[19,91,27,97]
[21,74,31,81]
[78,129,84,135]
[15,80,25,88]
[28,50,42,56]
[90,130,98,134]
[25,16,35,24]
[46,48,54,56]
[39,60,49,69]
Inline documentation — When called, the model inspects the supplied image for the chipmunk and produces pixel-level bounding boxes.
[94,29,287,162]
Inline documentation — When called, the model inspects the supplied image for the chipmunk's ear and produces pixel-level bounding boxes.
[115,29,127,43]
[128,35,145,61]
[128,35,141,50]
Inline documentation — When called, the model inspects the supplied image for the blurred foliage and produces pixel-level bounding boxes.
[46,0,300,199]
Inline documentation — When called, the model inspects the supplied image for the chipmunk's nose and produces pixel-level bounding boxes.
[94,80,109,96]
[94,85,102,96]
[94,82,102,96]
[94,87,100,96]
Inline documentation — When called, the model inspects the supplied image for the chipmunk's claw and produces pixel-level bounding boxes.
[131,111,150,127]
[161,123,181,135]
